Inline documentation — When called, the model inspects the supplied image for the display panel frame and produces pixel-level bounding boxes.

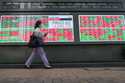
[0,14,75,45]
[79,15,125,42]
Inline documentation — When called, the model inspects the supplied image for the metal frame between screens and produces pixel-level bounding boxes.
[0,12,125,45]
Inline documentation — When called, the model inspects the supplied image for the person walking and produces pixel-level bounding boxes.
[25,20,52,69]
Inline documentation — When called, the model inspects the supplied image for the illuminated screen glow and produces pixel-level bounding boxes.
[79,15,125,41]
[0,15,74,43]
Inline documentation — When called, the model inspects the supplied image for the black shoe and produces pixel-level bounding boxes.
[44,65,52,69]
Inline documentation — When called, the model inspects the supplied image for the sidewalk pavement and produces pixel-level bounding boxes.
[0,67,125,83]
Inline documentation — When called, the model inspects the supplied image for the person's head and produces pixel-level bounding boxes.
[34,20,41,29]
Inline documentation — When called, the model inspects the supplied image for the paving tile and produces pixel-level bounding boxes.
[0,68,124,83]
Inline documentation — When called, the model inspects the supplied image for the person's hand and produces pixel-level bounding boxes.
[44,32,48,37]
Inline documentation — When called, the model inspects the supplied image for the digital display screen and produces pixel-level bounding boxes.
[79,15,125,41]
[0,15,74,43]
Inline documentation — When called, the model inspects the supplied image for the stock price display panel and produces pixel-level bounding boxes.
[79,15,125,42]
[0,15,74,43]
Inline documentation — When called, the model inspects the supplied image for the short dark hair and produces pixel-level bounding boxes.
[34,20,41,29]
